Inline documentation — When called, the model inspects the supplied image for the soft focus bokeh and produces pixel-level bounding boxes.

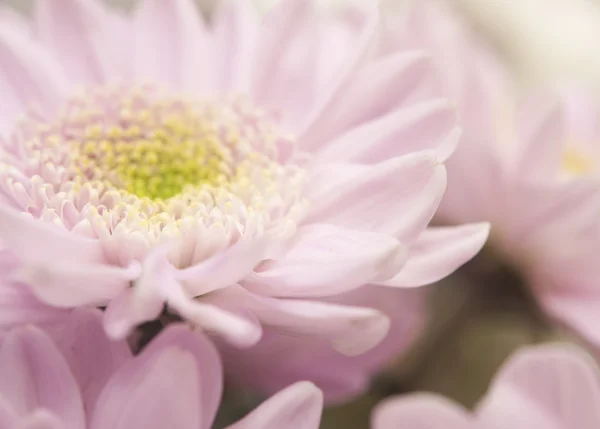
[3,0,598,427]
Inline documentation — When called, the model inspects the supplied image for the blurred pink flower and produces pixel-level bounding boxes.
[0,0,488,353]
[0,309,324,429]
[372,344,600,429]
[384,0,600,348]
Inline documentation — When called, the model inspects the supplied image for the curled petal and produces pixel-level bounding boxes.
[476,344,600,428]
[372,394,470,429]
[245,224,407,297]
[226,382,323,429]
[377,223,490,288]
[0,326,85,429]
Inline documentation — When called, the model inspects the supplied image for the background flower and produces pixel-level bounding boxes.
[372,344,600,429]
[0,308,324,429]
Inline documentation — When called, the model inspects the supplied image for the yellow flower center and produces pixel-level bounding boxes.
[561,146,595,176]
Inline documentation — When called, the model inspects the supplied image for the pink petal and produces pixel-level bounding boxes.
[158,276,262,347]
[0,326,84,429]
[513,93,565,180]
[507,178,600,245]
[0,278,67,333]
[251,0,324,130]
[304,152,446,241]
[372,394,470,429]
[0,206,141,307]
[15,411,66,429]
[133,0,213,94]
[245,224,407,297]
[315,98,460,164]
[0,394,18,428]
[34,0,128,84]
[226,382,323,429]
[14,261,141,308]
[44,309,131,421]
[0,206,105,265]
[214,287,390,356]
[0,20,68,132]
[377,223,490,288]
[175,236,274,296]
[476,345,600,428]
[0,6,31,39]
[301,50,438,152]
[91,325,221,429]
[212,0,259,92]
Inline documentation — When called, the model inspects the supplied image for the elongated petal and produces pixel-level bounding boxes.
[91,325,221,429]
[377,223,489,288]
[214,287,390,356]
[540,293,600,348]
[34,0,128,84]
[476,345,600,428]
[315,98,460,163]
[300,51,437,151]
[304,152,446,241]
[175,236,273,297]
[372,394,470,429]
[15,411,66,429]
[245,224,407,297]
[226,382,323,429]
[513,93,564,180]
[212,0,259,92]
[45,309,131,419]
[159,276,262,347]
[0,327,84,429]
[0,22,68,131]
[133,0,213,94]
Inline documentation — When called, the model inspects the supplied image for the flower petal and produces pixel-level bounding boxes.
[133,0,213,94]
[226,382,323,429]
[45,309,132,419]
[175,236,274,297]
[212,0,259,92]
[34,0,128,84]
[91,325,221,429]
[0,20,68,131]
[300,50,438,152]
[315,98,460,164]
[304,152,446,241]
[160,276,262,348]
[245,224,407,297]
[0,326,84,429]
[513,93,565,180]
[476,345,600,428]
[372,394,470,429]
[213,287,390,356]
[377,223,489,288]
[15,411,66,429]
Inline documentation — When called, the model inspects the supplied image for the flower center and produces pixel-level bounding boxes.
[561,146,595,176]
[1,84,307,263]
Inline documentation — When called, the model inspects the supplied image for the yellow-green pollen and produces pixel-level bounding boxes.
[561,146,595,176]
[68,91,235,200]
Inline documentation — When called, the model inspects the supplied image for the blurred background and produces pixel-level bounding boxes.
[2,0,597,427]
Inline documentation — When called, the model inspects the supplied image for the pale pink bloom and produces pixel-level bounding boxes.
[383,0,600,347]
[0,0,488,353]
[0,308,324,429]
[372,344,600,429]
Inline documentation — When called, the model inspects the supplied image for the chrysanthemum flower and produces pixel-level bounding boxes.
[372,344,600,428]
[0,309,324,429]
[383,0,600,348]
[0,0,488,352]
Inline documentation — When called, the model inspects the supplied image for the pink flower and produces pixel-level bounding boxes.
[0,308,324,429]
[0,0,488,352]
[372,344,600,429]
[384,1,600,348]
